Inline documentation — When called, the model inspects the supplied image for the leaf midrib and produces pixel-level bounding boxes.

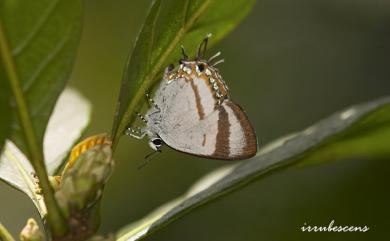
[0,20,40,163]
[4,148,46,214]
[0,19,67,235]
[115,0,211,143]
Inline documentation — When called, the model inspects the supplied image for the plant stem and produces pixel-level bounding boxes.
[0,223,16,241]
[0,20,68,237]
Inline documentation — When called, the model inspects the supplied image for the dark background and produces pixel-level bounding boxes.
[1,0,390,240]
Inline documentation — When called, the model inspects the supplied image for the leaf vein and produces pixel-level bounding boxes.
[12,0,60,56]
[146,0,162,75]
[23,29,70,94]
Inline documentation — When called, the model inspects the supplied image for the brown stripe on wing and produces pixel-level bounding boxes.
[225,101,257,158]
[189,79,205,120]
[212,105,231,159]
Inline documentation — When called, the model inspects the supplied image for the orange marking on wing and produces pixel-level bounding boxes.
[62,133,112,175]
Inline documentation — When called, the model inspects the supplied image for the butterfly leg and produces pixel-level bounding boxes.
[125,126,146,139]
[136,149,162,170]
[136,112,147,123]
[145,92,160,112]
[163,64,175,83]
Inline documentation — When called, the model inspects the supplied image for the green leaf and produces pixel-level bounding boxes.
[44,88,92,175]
[0,141,44,214]
[0,1,83,234]
[0,88,92,217]
[117,96,390,241]
[0,0,82,158]
[111,0,256,145]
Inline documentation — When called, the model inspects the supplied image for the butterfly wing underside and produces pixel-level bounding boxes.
[153,77,257,160]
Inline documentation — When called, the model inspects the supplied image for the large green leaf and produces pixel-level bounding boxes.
[0,88,91,217]
[0,0,82,157]
[0,1,83,233]
[117,96,390,241]
[111,0,256,145]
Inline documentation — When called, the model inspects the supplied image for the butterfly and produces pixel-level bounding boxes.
[126,34,257,160]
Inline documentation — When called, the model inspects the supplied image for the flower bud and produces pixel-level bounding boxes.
[20,218,43,241]
[55,143,113,215]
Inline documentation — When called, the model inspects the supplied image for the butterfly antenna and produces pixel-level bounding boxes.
[197,33,212,60]
[208,51,221,63]
[213,59,225,66]
[137,150,161,170]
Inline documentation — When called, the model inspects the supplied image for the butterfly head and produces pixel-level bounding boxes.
[166,33,225,75]
[148,137,163,151]
[164,34,229,102]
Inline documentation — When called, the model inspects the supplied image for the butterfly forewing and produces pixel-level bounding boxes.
[147,70,257,160]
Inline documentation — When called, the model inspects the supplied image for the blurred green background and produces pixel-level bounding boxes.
[1,0,390,240]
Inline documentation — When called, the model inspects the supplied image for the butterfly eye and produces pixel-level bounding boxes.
[197,64,205,72]
[149,138,163,151]
[152,138,162,146]
[167,64,174,72]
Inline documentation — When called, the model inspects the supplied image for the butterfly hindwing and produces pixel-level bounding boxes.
[158,99,257,160]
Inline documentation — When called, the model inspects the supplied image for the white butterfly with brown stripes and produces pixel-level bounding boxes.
[126,34,257,160]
